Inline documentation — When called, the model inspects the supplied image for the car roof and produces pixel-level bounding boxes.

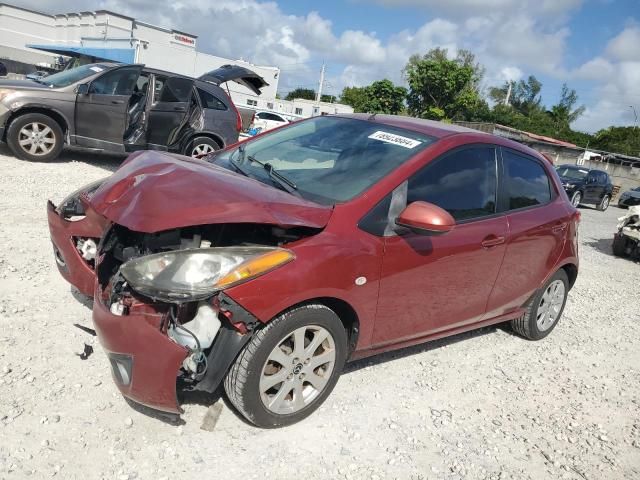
[335,114,549,160]
[337,113,482,139]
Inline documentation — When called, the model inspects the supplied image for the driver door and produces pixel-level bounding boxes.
[74,65,143,151]
[372,146,508,347]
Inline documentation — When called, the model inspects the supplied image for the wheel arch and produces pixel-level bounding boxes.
[560,263,578,290]
[4,106,69,142]
[277,297,361,356]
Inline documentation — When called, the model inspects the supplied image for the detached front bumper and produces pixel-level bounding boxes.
[93,292,188,414]
[47,200,107,296]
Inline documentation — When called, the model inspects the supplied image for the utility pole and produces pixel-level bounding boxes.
[316,63,325,105]
[503,82,512,106]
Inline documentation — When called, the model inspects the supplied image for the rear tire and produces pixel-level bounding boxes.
[224,304,347,428]
[597,195,610,211]
[186,136,220,158]
[511,269,569,341]
[7,113,64,162]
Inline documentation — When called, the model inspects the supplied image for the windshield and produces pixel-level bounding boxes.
[213,116,435,205]
[555,166,588,181]
[42,64,111,88]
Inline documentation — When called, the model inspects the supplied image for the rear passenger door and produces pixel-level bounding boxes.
[147,75,194,148]
[485,148,569,319]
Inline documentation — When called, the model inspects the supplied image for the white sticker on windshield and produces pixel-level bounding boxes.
[368,131,422,149]
[90,66,104,73]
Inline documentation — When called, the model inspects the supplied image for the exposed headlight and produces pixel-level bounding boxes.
[120,247,295,302]
[57,178,107,217]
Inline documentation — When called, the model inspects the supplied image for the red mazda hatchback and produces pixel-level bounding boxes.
[48,114,579,427]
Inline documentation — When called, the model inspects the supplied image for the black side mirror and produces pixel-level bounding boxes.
[75,83,89,95]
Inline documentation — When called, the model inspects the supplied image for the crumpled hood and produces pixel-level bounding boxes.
[90,151,332,233]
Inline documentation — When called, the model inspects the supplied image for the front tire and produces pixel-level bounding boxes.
[511,269,569,340]
[570,191,582,207]
[597,195,610,211]
[224,304,347,428]
[7,113,64,162]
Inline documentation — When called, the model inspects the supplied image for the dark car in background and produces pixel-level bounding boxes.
[0,62,267,161]
[617,186,640,208]
[555,164,613,211]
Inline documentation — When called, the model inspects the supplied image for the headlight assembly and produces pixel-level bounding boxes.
[58,177,107,217]
[120,247,295,302]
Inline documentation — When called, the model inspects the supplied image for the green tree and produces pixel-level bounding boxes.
[340,86,368,111]
[340,80,407,114]
[592,127,640,156]
[285,88,316,101]
[548,83,586,130]
[489,76,543,116]
[404,48,486,120]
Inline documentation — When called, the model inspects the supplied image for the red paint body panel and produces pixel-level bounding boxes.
[92,293,187,413]
[373,215,509,347]
[224,216,384,349]
[47,199,108,296]
[89,151,332,233]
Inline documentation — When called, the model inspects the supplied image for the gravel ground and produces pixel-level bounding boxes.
[0,146,639,480]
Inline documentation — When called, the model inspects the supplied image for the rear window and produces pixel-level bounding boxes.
[503,150,551,209]
[197,88,227,110]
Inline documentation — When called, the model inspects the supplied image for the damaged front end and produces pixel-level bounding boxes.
[93,222,314,413]
[613,205,640,261]
[47,178,109,296]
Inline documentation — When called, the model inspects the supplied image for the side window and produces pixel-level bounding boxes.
[153,75,167,103]
[295,107,303,115]
[197,88,227,110]
[90,67,140,95]
[503,150,551,210]
[159,77,193,102]
[407,147,497,221]
[599,172,608,184]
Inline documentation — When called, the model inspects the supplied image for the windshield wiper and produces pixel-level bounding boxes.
[234,145,298,194]
[246,154,298,194]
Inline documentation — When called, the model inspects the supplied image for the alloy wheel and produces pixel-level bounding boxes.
[536,280,565,331]
[191,143,215,157]
[602,196,609,209]
[260,325,336,415]
[18,122,56,156]
[571,192,581,207]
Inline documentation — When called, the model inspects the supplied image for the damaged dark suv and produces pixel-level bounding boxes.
[0,62,267,161]
[48,115,580,427]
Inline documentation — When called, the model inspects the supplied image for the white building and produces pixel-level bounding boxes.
[0,3,279,108]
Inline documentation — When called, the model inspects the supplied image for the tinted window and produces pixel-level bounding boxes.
[599,172,608,184]
[90,67,140,95]
[503,150,551,209]
[197,88,227,110]
[159,77,193,102]
[407,147,497,221]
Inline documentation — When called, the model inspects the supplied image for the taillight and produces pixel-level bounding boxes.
[232,102,242,132]
[223,91,243,132]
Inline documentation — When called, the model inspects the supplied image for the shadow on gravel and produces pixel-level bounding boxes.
[71,288,94,310]
[0,144,125,172]
[584,237,614,257]
[344,324,517,374]
[124,397,186,426]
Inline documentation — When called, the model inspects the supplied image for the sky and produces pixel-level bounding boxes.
[21,0,640,133]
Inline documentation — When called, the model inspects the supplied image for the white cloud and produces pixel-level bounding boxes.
[16,0,635,130]
[572,26,640,132]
